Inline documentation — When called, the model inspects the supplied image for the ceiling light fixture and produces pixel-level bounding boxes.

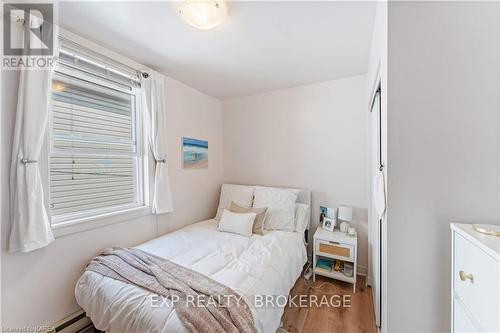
[179,0,227,30]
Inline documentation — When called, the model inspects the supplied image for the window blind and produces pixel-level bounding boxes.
[50,65,140,220]
[58,37,141,87]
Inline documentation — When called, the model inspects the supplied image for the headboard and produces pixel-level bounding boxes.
[221,184,312,241]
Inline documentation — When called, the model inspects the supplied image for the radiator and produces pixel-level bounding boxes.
[50,310,95,333]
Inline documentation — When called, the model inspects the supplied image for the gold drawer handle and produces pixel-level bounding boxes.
[459,270,474,283]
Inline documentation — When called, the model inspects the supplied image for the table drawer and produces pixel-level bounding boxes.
[316,240,354,261]
[453,232,500,332]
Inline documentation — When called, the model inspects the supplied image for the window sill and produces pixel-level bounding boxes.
[52,205,152,238]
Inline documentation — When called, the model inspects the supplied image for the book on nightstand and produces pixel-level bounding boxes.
[316,258,335,272]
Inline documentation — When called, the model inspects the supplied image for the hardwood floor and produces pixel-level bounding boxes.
[280,273,377,333]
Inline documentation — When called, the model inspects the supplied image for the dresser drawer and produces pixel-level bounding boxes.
[453,232,500,332]
[316,240,354,261]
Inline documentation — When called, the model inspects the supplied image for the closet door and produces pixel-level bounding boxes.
[369,84,384,328]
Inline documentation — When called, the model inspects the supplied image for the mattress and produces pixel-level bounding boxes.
[75,219,307,333]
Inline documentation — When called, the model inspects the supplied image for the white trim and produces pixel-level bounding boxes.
[498,1,500,236]
[135,85,150,210]
[451,225,456,332]
[52,205,150,238]
[368,65,384,331]
[51,202,145,226]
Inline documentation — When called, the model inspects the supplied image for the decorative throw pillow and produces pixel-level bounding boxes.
[229,201,268,235]
[217,209,256,238]
[253,186,298,231]
[215,184,255,221]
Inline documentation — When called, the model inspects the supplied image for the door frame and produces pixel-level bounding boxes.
[368,66,388,333]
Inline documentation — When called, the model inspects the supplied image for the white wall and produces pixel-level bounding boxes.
[157,77,224,235]
[0,72,224,326]
[386,2,500,332]
[222,76,369,272]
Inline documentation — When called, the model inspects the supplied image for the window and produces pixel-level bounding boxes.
[49,40,147,225]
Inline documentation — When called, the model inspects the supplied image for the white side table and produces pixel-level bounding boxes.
[313,227,358,292]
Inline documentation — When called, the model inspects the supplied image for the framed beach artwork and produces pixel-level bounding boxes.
[182,137,208,169]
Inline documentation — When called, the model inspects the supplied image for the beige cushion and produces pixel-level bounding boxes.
[229,201,267,235]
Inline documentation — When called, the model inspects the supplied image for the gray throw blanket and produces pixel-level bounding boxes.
[86,247,256,333]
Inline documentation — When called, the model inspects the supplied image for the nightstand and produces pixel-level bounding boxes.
[313,227,358,292]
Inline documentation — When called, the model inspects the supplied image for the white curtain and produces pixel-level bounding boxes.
[9,16,57,252]
[141,71,174,214]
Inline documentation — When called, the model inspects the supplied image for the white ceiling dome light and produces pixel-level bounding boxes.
[179,0,227,30]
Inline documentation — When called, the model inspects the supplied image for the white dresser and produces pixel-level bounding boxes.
[450,223,500,333]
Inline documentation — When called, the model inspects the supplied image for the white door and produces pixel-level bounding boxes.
[369,84,384,328]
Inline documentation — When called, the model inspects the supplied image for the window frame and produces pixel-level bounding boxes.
[45,39,150,233]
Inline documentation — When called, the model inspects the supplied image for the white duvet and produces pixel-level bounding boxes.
[75,219,307,333]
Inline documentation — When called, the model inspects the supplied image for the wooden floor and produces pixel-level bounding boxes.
[280,273,377,333]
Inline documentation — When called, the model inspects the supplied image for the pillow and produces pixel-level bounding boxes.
[229,201,268,235]
[215,184,255,221]
[295,203,310,235]
[253,186,298,231]
[217,209,256,238]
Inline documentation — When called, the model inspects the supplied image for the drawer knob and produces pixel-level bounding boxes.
[459,270,474,283]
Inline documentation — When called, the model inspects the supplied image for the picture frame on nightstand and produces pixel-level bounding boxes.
[322,216,335,232]
[320,205,337,232]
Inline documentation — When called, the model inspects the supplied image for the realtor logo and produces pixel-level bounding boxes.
[3,3,54,56]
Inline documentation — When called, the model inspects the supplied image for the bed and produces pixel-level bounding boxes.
[75,186,310,333]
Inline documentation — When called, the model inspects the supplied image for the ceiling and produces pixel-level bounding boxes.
[58,1,376,100]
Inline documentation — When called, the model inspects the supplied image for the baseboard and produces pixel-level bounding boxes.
[51,310,92,333]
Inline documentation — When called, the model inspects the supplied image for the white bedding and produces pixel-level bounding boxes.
[75,219,307,333]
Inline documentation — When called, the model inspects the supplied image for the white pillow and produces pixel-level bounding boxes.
[215,184,255,221]
[253,186,298,231]
[295,203,310,235]
[217,209,256,237]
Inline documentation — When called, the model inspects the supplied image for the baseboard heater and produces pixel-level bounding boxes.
[50,310,97,333]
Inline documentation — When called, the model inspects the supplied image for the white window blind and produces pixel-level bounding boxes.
[50,42,145,224]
